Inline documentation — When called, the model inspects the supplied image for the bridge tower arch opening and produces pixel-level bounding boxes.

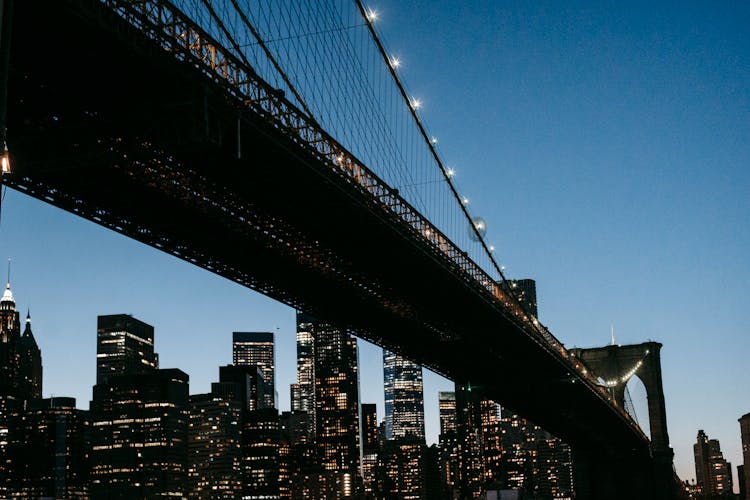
[624,374,651,441]
[569,341,670,451]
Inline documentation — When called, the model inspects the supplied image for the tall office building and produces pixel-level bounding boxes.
[17,312,42,399]
[305,314,361,497]
[233,332,275,408]
[279,411,314,499]
[379,437,428,499]
[96,314,158,384]
[439,391,457,435]
[361,403,379,496]
[1,283,41,401]
[383,351,425,441]
[694,429,733,498]
[7,397,90,498]
[187,393,244,498]
[0,283,21,399]
[243,408,281,499]
[455,384,488,498]
[91,368,189,498]
[437,391,460,497]
[741,413,750,500]
[293,313,316,436]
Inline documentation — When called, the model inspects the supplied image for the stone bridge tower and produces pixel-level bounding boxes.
[570,341,677,498]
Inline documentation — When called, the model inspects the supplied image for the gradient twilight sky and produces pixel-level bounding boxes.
[1,0,748,486]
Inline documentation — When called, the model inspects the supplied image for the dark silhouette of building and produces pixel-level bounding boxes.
[0,283,44,497]
[233,332,276,409]
[17,312,41,399]
[361,403,378,453]
[740,413,750,500]
[7,397,89,498]
[693,429,732,499]
[214,363,266,412]
[739,464,746,500]
[383,351,425,441]
[96,314,158,384]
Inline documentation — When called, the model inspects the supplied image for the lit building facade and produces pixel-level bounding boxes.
[0,284,41,401]
[96,314,157,384]
[378,437,427,499]
[279,410,314,499]
[187,393,243,498]
[6,397,89,498]
[437,391,460,497]
[293,313,316,437]
[309,315,361,498]
[694,429,733,498]
[243,407,280,499]
[232,332,276,409]
[383,351,425,441]
[90,368,189,498]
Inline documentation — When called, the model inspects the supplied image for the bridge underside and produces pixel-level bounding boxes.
[3,1,662,496]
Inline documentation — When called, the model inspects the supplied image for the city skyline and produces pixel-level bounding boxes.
[0,0,747,490]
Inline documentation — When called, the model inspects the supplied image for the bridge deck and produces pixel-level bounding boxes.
[3,0,653,474]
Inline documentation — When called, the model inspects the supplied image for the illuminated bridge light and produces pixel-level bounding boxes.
[446,168,455,178]
[366,9,378,22]
[410,97,422,110]
[390,56,401,68]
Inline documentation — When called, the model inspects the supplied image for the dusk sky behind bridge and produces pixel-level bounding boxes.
[1,0,748,486]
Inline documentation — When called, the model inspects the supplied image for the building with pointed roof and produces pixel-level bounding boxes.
[0,282,42,401]
[18,311,42,399]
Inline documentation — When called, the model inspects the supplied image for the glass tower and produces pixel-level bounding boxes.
[383,351,425,440]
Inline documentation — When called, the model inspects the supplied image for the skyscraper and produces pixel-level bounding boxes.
[17,312,42,399]
[694,429,733,498]
[187,393,244,498]
[360,403,379,496]
[90,368,189,498]
[0,283,22,399]
[740,413,750,500]
[243,408,281,499]
[383,351,425,441]
[7,397,90,498]
[96,314,157,384]
[437,391,460,497]
[306,314,361,497]
[439,391,457,435]
[293,313,316,436]
[91,315,187,498]
[233,332,275,408]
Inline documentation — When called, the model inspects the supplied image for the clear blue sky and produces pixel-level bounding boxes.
[1,0,748,486]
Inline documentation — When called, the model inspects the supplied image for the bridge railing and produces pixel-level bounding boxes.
[101,0,644,437]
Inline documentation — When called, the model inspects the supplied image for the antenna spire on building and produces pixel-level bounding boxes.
[611,325,616,346]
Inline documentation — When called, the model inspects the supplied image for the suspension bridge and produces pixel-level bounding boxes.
[0,0,683,497]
